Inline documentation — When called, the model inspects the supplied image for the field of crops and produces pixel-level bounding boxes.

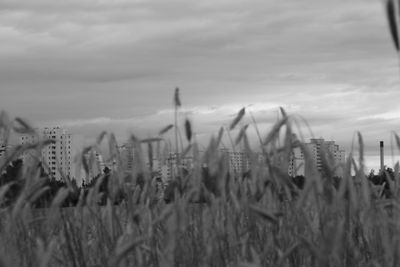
[1,95,400,267]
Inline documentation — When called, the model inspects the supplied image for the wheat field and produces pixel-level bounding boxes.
[1,90,400,267]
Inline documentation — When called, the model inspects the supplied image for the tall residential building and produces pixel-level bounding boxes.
[119,143,134,172]
[19,133,38,145]
[0,133,39,166]
[288,147,305,177]
[162,153,194,180]
[17,127,80,181]
[299,138,345,177]
[81,150,105,184]
[16,132,41,167]
[40,127,75,180]
[0,140,6,159]
[221,149,250,175]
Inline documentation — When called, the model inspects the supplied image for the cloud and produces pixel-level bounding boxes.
[0,0,398,170]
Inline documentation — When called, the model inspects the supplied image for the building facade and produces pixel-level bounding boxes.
[16,127,78,180]
[221,149,250,175]
[288,147,305,177]
[289,138,345,177]
[0,142,7,160]
[40,127,74,180]
[119,143,134,172]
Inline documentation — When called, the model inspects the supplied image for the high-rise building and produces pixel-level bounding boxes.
[19,133,38,145]
[40,127,75,180]
[221,149,250,175]
[0,137,7,159]
[299,138,345,177]
[119,143,134,172]
[17,127,79,181]
[16,132,41,168]
[288,147,305,177]
[80,150,105,184]
[0,132,39,168]
[162,153,194,180]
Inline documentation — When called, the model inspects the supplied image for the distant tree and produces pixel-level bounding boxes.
[0,159,24,206]
[368,167,394,198]
[0,158,23,185]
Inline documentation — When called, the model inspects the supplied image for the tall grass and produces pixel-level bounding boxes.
[1,4,400,262]
[1,94,400,267]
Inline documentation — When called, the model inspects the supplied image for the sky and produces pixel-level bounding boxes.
[0,0,400,170]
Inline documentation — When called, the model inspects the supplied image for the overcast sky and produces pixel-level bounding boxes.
[0,0,399,170]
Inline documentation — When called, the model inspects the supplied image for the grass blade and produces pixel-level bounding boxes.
[263,117,288,145]
[249,204,279,224]
[386,0,399,51]
[13,117,35,134]
[174,87,181,107]
[230,107,245,130]
[235,124,249,145]
[159,124,174,135]
[109,237,146,266]
[184,119,192,142]
[141,137,163,143]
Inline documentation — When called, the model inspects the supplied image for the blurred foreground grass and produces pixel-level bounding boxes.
[2,0,400,265]
[1,98,400,267]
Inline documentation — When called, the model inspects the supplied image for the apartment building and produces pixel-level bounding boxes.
[40,127,75,180]
[289,138,345,177]
[119,143,134,172]
[220,149,250,175]
[288,147,305,177]
[0,142,6,159]
[16,127,80,180]
[162,153,194,180]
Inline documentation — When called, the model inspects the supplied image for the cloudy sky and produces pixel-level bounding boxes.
[0,0,399,170]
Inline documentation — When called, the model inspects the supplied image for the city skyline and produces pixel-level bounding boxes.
[0,0,399,170]
[1,127,348,182]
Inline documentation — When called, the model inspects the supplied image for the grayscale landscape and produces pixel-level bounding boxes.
[0,0,400,266]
